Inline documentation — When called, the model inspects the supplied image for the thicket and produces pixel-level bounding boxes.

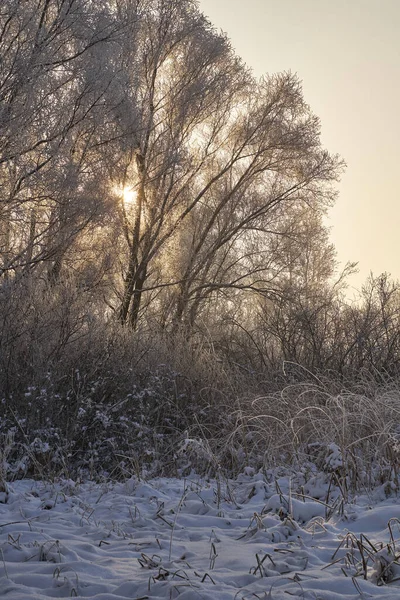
[1,0,400,486]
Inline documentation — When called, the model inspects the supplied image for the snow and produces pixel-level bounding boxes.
[1,474,400,599]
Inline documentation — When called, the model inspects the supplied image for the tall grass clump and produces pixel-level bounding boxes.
[220,375,400,493]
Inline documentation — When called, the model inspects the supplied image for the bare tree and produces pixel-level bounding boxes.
[0,0,124,279]
[104,0,343,329]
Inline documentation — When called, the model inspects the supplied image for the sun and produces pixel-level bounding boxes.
[121,186,137,205]
[113,184,138,206]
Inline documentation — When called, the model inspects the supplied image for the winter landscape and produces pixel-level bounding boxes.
[2,0,400,598]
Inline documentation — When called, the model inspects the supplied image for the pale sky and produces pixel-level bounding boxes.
[199,0,400,294]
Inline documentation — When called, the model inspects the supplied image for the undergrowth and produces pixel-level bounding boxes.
[1,353,400,494]
[1,276,400,490]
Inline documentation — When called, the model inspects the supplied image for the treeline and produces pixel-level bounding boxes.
[1,0,400,477]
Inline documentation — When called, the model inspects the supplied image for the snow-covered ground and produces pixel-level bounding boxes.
[1,471,400,599]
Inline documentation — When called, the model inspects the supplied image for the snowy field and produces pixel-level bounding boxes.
[2,471,400,599]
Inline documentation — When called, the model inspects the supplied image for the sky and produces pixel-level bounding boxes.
[199,0,400,295]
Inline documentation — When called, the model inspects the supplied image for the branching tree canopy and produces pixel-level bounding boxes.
[1,0,344,337]
[0,0,125,279]
[99,0,343,328]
